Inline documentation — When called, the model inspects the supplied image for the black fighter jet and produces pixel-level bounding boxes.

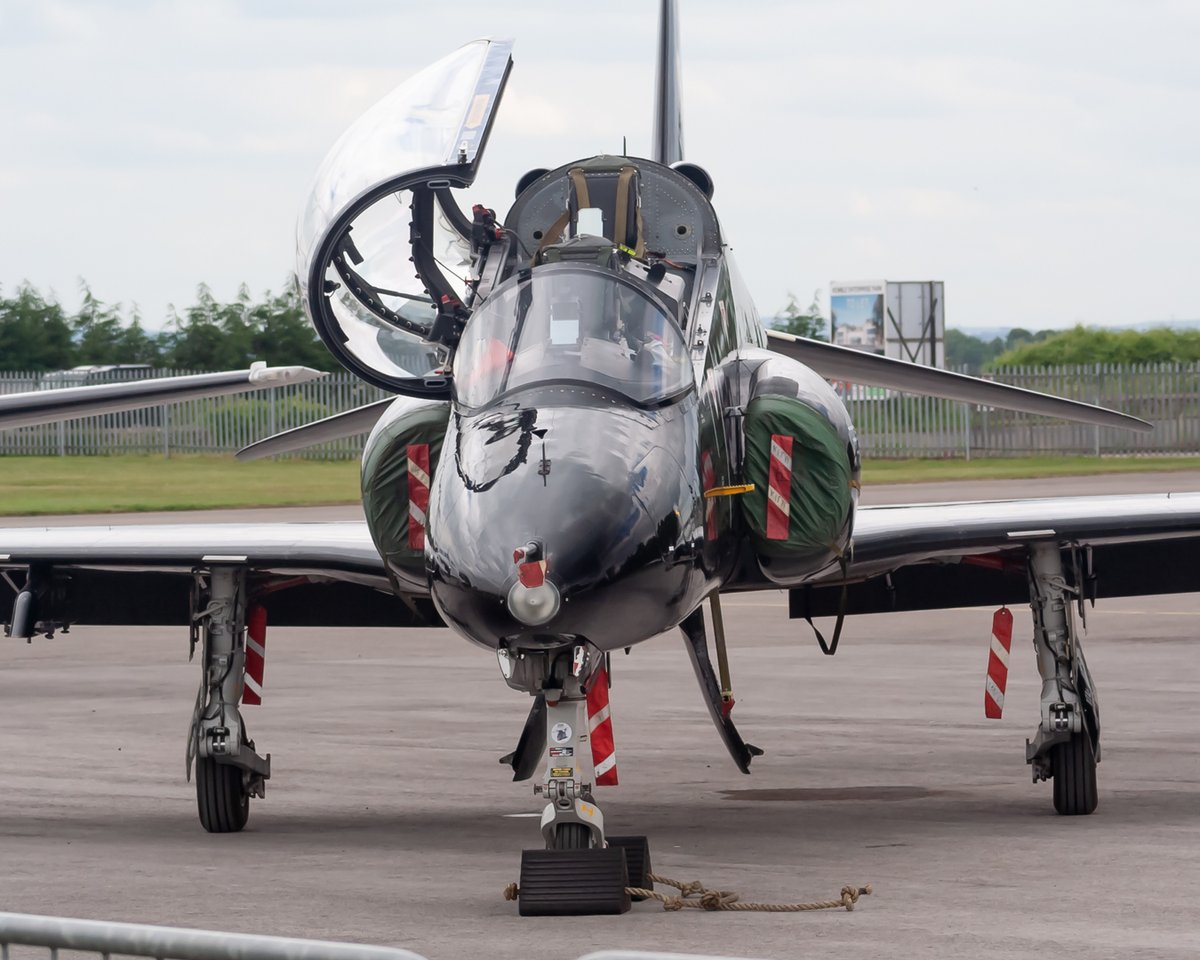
[4,0,1200,916]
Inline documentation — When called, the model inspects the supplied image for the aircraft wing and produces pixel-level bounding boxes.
[785,491,1200,617]
[0,521,439,630]
[0,365,325,430]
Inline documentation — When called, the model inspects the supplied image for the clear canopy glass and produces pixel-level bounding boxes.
[297,41,492,272]
[295,39,511,393]
[453,266,693,408]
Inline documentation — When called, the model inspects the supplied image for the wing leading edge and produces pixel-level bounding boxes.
[0,521,438,630]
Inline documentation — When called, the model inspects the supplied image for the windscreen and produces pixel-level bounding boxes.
[453,266,692,408]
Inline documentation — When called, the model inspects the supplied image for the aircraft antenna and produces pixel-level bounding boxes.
[651,0,683,165]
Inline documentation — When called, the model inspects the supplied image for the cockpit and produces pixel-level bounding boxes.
[294,38,722,402]
[453,264,692,409]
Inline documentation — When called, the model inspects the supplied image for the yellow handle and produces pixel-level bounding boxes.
[703,484,756,499]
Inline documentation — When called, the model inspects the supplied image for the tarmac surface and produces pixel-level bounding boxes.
[2,473,1200,959]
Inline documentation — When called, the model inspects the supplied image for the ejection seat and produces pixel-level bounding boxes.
[531,158,687,322]
[534,158,647,262]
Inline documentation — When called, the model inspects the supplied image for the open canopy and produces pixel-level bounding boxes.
[297,39,513,394]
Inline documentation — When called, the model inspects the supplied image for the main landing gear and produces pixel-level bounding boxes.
[498,643,651,916]
[1024,543,1100,816]
[187,565,271,832]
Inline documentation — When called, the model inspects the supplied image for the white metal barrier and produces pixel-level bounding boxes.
[0,915,759,960]
[0,914,425,960]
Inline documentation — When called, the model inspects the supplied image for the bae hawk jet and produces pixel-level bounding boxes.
[4,0,1200,915]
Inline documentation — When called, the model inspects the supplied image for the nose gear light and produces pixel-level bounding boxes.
[509,542,558,625]
[507,579,561,626]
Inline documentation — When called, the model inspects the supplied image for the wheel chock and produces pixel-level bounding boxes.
[606,835,652,901]
[514,847,631,916]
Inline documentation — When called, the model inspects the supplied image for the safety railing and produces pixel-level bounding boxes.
[0,915,759,960]
[0,913,425,960]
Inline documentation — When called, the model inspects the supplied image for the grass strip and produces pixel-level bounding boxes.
[862,455,1200,484]
[2,453,1200,516]
[0,455,360,515]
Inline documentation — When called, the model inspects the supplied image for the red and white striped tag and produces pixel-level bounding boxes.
[766,434,793,540]
[587,664,618,786]
[406,443,430,550]
[242,604,267,706]
[985,607,1013,719]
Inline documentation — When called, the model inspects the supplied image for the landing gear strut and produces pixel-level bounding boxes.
[1024,543,1099,815]
[187,565,270,832]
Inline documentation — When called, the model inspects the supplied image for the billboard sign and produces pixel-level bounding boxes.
[830,281,886,356]
[831,280,944,369]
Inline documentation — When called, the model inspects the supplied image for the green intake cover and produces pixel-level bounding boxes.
[361,402,450,572]
[740,394,853,557]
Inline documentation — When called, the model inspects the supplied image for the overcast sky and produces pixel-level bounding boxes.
[2,0,1197,333]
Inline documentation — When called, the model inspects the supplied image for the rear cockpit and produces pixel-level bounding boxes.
[500,156,723,328]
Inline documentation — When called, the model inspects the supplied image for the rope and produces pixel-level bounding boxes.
[631,872,871,913]
[504,873,872,913]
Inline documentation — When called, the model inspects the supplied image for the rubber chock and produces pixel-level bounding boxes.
[517,847,631,916]
[606,835,652,901]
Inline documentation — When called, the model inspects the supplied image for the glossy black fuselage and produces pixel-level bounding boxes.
[426,384,714,652]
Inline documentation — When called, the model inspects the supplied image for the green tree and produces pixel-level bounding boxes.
[162,281,330,371]
[74,285,140,365]
[945,329,1004,373]
[117,308,164,365]
[0,283,76,370]
[992,325,1200,367]
[248,281,331,370]
[772,290,827,340]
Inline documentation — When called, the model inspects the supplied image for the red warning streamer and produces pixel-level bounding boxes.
[766,434,793,540]
[985,607,1013,719]
[242,603,266,706]
[407,443,430,550]
[587,664,618,786]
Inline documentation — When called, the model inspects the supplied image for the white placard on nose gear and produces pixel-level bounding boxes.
[550,722,573,744]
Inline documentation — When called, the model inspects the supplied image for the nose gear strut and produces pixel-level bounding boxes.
[507,642,650,915]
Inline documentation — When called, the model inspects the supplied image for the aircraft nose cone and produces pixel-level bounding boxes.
[426,400,704,650]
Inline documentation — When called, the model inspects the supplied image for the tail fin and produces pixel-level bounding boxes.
[651,0,683,165]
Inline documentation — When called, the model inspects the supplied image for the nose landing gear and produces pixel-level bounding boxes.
[502,644,650,916]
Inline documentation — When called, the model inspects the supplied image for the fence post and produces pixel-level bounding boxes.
[162,406,170,460]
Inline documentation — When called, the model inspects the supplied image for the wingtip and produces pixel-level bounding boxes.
[247,364,328,386]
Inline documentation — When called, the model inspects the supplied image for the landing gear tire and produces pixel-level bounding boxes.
[196,757,250,833]
[1052,733,1098,816]
[551,822,592,850]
